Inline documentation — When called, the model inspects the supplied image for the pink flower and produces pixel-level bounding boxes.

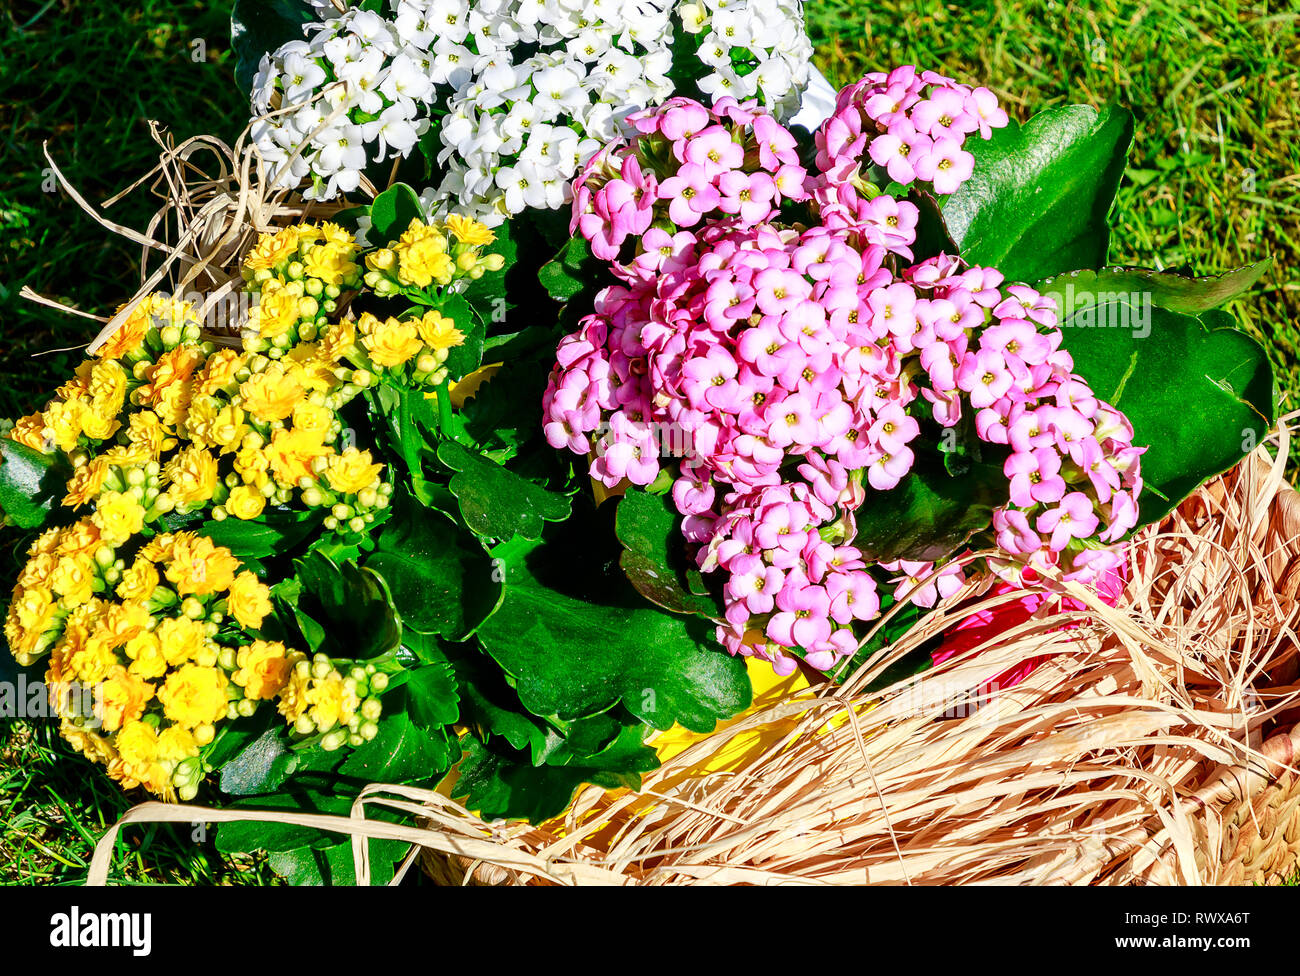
[658,162,721,226]
[1036,492,1100,550]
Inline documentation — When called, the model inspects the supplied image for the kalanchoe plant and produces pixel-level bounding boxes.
[237,0,813,220]
[0,57,1277,884]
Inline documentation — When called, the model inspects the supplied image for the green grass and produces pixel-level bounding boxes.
[1,0,1298,886]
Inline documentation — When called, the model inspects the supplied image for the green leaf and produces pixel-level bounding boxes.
[477,526,752,732]
[338,699,456,784]
[942,104,1134,281]
[446,644,549,760]
[615,488,720,617]
[435,293,485,383]
[367,182,424,246]
[1035,261,1272,316]
[452,725,658,823]
[230,0,317,92]
[0,438,70,530]
[435,440,571,542]
[364,492,502,639]
[285,552,403,660]
[537,236,601,302]
[852,450,1007,563]
[1058,300,1275,526]
[268,836,410,886]
[402,657,460,729]
[219,725,295,796]
[369,383,440,503]
[195,507,324,574]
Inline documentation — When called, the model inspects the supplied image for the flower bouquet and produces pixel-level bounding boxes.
[2,0,1288,885]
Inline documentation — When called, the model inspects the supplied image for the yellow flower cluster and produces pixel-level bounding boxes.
[241,223,363,355]
[4,519,308,800]
[2,212,504,799]
[363,215,505,295]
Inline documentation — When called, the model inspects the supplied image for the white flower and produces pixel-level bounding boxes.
[248,0,811,215]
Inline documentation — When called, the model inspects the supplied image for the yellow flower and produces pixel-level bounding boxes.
[158,664,229,729]
[362,317,424,368]
[417,310,466,351]
[88,359,128,416]
[7,413,48,452]
[50,554,97,607]
[291,400,334,438]
[163,445,219,507]
[157,725,200,762]
[138,345,203,410]
[244,227,300,273]
[56,519,104,558]
[165,534,240,596]
[42,399,87,453]
[318,319,357,363]
[63,457,110,509]
[394,219,453,288]
[324,447,383,495]
[248,279,302,339]
[304,671,359,731]
[240,365,305,422]
[127,410,174,459]
[79,404,121,443]
[95,600,152,649]
[98,666,155,732]
[317,222,354,247]
[234,444,272,489]
[225,484,266,521]
[303,240,359,286]
[3,586,57,665]
[194,347,245,397]
[60,720,117,765]
[226,570,272,629]
[68,641,119,686]
[266,427,329,487]
[124,631,167,680]
[233,640,293,700]
[277,666,311,724]
[445,214,495,247]
[156,616,208,667]
[92,490,146,545]
[114,719,160,767]
[117,557,159,602]
[98,304,150,361]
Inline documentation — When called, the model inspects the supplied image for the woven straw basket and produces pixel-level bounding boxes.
[412,434,1300,886]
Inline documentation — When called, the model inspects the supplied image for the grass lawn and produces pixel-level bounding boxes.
[1,0,1297,886]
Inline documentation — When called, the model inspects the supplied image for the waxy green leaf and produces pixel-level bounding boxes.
[452,724,658,823]
[1036,261,1271,316]
[477,526,752,732]
[0,438,70,530]
[942,104,1134,281]
[435,440,571,542]
[615,488,720,617]
[365,493,502,639]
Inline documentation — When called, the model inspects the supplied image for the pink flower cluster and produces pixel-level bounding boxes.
[817,65,1009,196]
[544,75,1141,677]
[572,96,809,262]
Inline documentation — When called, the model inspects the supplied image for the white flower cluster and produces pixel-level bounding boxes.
[249,0,813,221]
[679,0,813,120]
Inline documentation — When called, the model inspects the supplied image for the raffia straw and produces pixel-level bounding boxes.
[25,99,361,357]
[85,422,1300,885]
